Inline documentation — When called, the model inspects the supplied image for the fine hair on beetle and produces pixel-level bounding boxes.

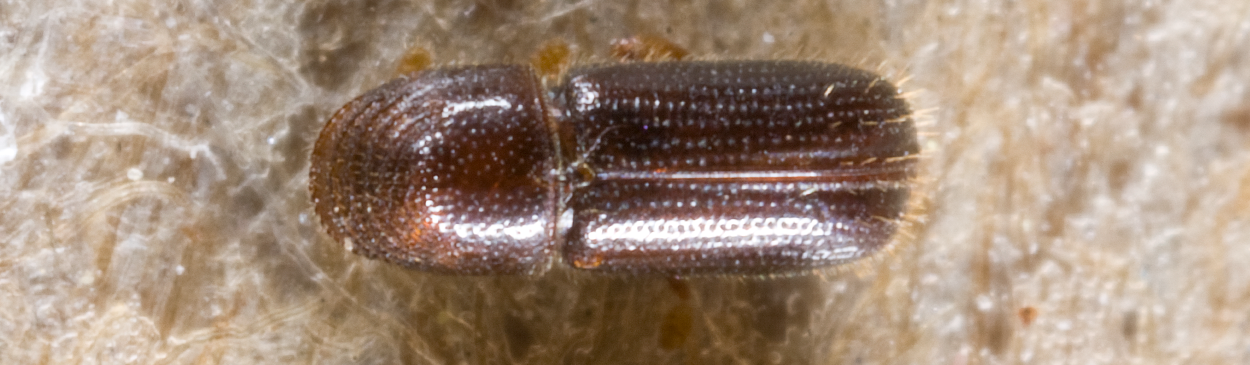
[308,36,926,276]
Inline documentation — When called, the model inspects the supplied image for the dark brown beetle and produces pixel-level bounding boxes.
[309,55,918,275]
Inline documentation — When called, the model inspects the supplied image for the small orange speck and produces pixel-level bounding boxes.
[531,39,571,81]
[1018,306,1039,327]
[574,255,604,269]
[396,47,433,76]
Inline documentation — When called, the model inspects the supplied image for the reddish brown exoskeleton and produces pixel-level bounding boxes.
[309,39,918,275]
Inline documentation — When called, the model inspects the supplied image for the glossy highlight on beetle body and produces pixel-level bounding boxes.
[309,60,918,275]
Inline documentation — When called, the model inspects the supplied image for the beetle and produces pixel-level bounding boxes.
[309,47,918,275]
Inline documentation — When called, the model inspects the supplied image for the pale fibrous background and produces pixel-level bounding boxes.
[2,0,1247,364]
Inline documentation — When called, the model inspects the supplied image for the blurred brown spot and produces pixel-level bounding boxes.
[395,47,433,76]
[1108,160,1131,193]
[665,277,691,301]
[658,302,693,350]
[1221,105,1250,132]
[1018,306,1039,327]
[530,39,571,81]
[503,314,534,359]
[1121,310,1138,339]
[983,310,1011,354]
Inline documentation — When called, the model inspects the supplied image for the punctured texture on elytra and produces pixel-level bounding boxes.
[555,61,917,274]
